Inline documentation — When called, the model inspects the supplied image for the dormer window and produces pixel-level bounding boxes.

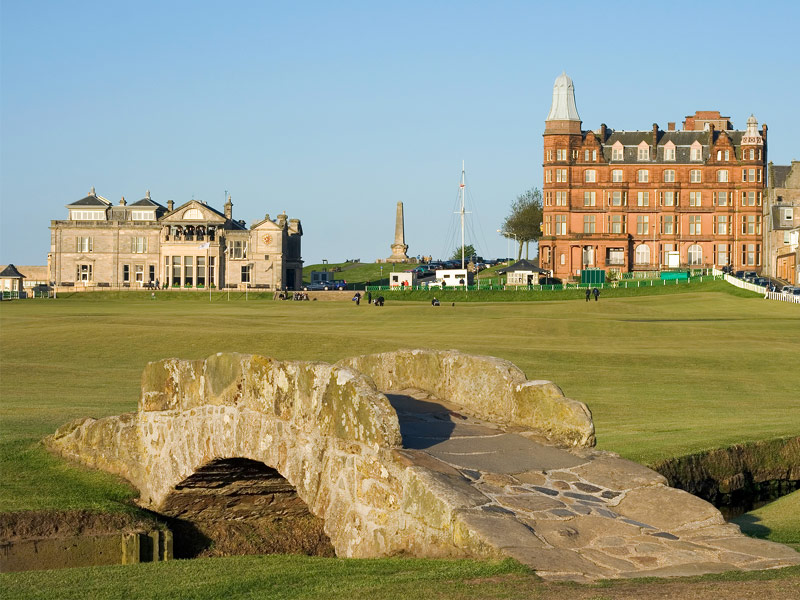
[664,147,675,161]
[690,141,703,161]
[611,141,624,161]
[637,142,650,161]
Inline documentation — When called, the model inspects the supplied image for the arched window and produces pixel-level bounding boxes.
[688,244,703,265]
[183,208,204,220]
[635,244,650,265]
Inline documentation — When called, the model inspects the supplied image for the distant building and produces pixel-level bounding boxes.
[765,162,800,284]
[540,73,767,280]
[497,259,547,286]
[49,189,303,290]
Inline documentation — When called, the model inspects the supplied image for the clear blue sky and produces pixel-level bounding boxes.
[2,0,797,266]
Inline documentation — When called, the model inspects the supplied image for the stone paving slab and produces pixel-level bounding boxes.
[386,388,800,582]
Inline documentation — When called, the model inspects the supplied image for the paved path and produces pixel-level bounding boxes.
[386,389,800,582]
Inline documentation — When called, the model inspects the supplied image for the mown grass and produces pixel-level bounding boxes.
[733,490,800,551]
[1,285,799,515]
[1,556,799,600]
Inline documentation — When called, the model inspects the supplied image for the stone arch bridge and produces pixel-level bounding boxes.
[47,350,799,581]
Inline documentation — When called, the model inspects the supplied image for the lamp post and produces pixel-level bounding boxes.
[497,230,517,263]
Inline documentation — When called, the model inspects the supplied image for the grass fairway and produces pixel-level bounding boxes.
[1,286,799,513]
[733,490,800,552]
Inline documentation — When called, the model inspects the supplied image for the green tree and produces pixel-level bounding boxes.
[500,187,543,260]
[451,244,476,262]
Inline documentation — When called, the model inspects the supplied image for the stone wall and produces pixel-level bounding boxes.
[337,349,595,447]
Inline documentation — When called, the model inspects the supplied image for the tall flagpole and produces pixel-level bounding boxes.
[460,160,465,270]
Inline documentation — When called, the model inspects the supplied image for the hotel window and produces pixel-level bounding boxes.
[546,150,553,161]
[592,150,597,161]
[664,147,676,161]
[741,243,760,266]
[749,148,755,160]
[544,216,552,235]
[545,170,552,183]
[584,170,596,183]
[583,191,596,206]
[661,243,675,265]
[209,256,216,285]
[612,169,623,182]
[637,191,649,207]
[690,169,702,183]
[663,169,675,182]
[556,149,568,160]
[662,191,675,206]
[76,264,93,281]
[742,192,757,206]
[635,244,650,265]
[560,253,566,266]
[131,236,147,253]
[638,145,650,160]
[742,169,748,182]
[752,168,760,182]
[556,169,568,182]
[716,170,729,182]
[725,150,730,161]
[742,215,760,235]
[610,191,623,206]
[555,215,567,235]
[689,192,702,207]
[716,244,729,266]
[228,240,248,259]
[556,191,568,206]
[583,214,596,233]
[135,264,144,283]
[584,150,590,161]
[123,264,130,283]
[688,244,703,265]
[690,146,703,161]
[636,215,650,235]
[715,215,728,235]
[637,169,649,183]
[76,236,93,252]
[716,150,722,161]
[241,264,251,284]
[662,215,674,234]
[689,215,702,235]
[608,214,624,234]
[612,147,623,160]
[714,191,728,206]
[131,211,154,221]
[149,265,155,283]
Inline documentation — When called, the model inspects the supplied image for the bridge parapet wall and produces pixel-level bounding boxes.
[338,349,595,447]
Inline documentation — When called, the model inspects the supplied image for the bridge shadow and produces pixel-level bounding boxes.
[384,392,458,450]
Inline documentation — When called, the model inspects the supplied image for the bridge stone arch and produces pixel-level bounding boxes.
[47,350,799,580]
[47,352,514,558]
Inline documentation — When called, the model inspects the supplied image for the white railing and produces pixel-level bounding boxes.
[723,274,766,294]
[765,291,800,304]
[724,274,800,303]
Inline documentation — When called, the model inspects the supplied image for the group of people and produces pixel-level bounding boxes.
[585,288,601,302]
[352,292,384,306]
[278,291,310,301]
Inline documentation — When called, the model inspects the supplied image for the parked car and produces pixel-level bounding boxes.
[782,286,800,295]
[302,280,346,291]
[753,277,770,287]
[733,270,746,279]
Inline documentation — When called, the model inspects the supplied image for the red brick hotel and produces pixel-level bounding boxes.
[539,73,766,280]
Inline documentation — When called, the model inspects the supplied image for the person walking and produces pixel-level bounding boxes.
[585,288,591,302]
[353,292,361,306]
[367,291,372,304]
[592,287,600,302]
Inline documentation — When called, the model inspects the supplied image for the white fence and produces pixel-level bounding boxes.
[723,274,800,304]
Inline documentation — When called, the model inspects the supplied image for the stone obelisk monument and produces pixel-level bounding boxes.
[387,201,409,262]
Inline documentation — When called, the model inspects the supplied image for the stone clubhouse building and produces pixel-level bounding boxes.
[49,189,303,290]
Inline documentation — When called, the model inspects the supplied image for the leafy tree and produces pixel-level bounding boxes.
[451,244,476,262]
[500,188,543,260]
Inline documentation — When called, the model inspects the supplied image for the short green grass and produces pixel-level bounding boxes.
[1,285,798,513]
[733,490,800,551]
